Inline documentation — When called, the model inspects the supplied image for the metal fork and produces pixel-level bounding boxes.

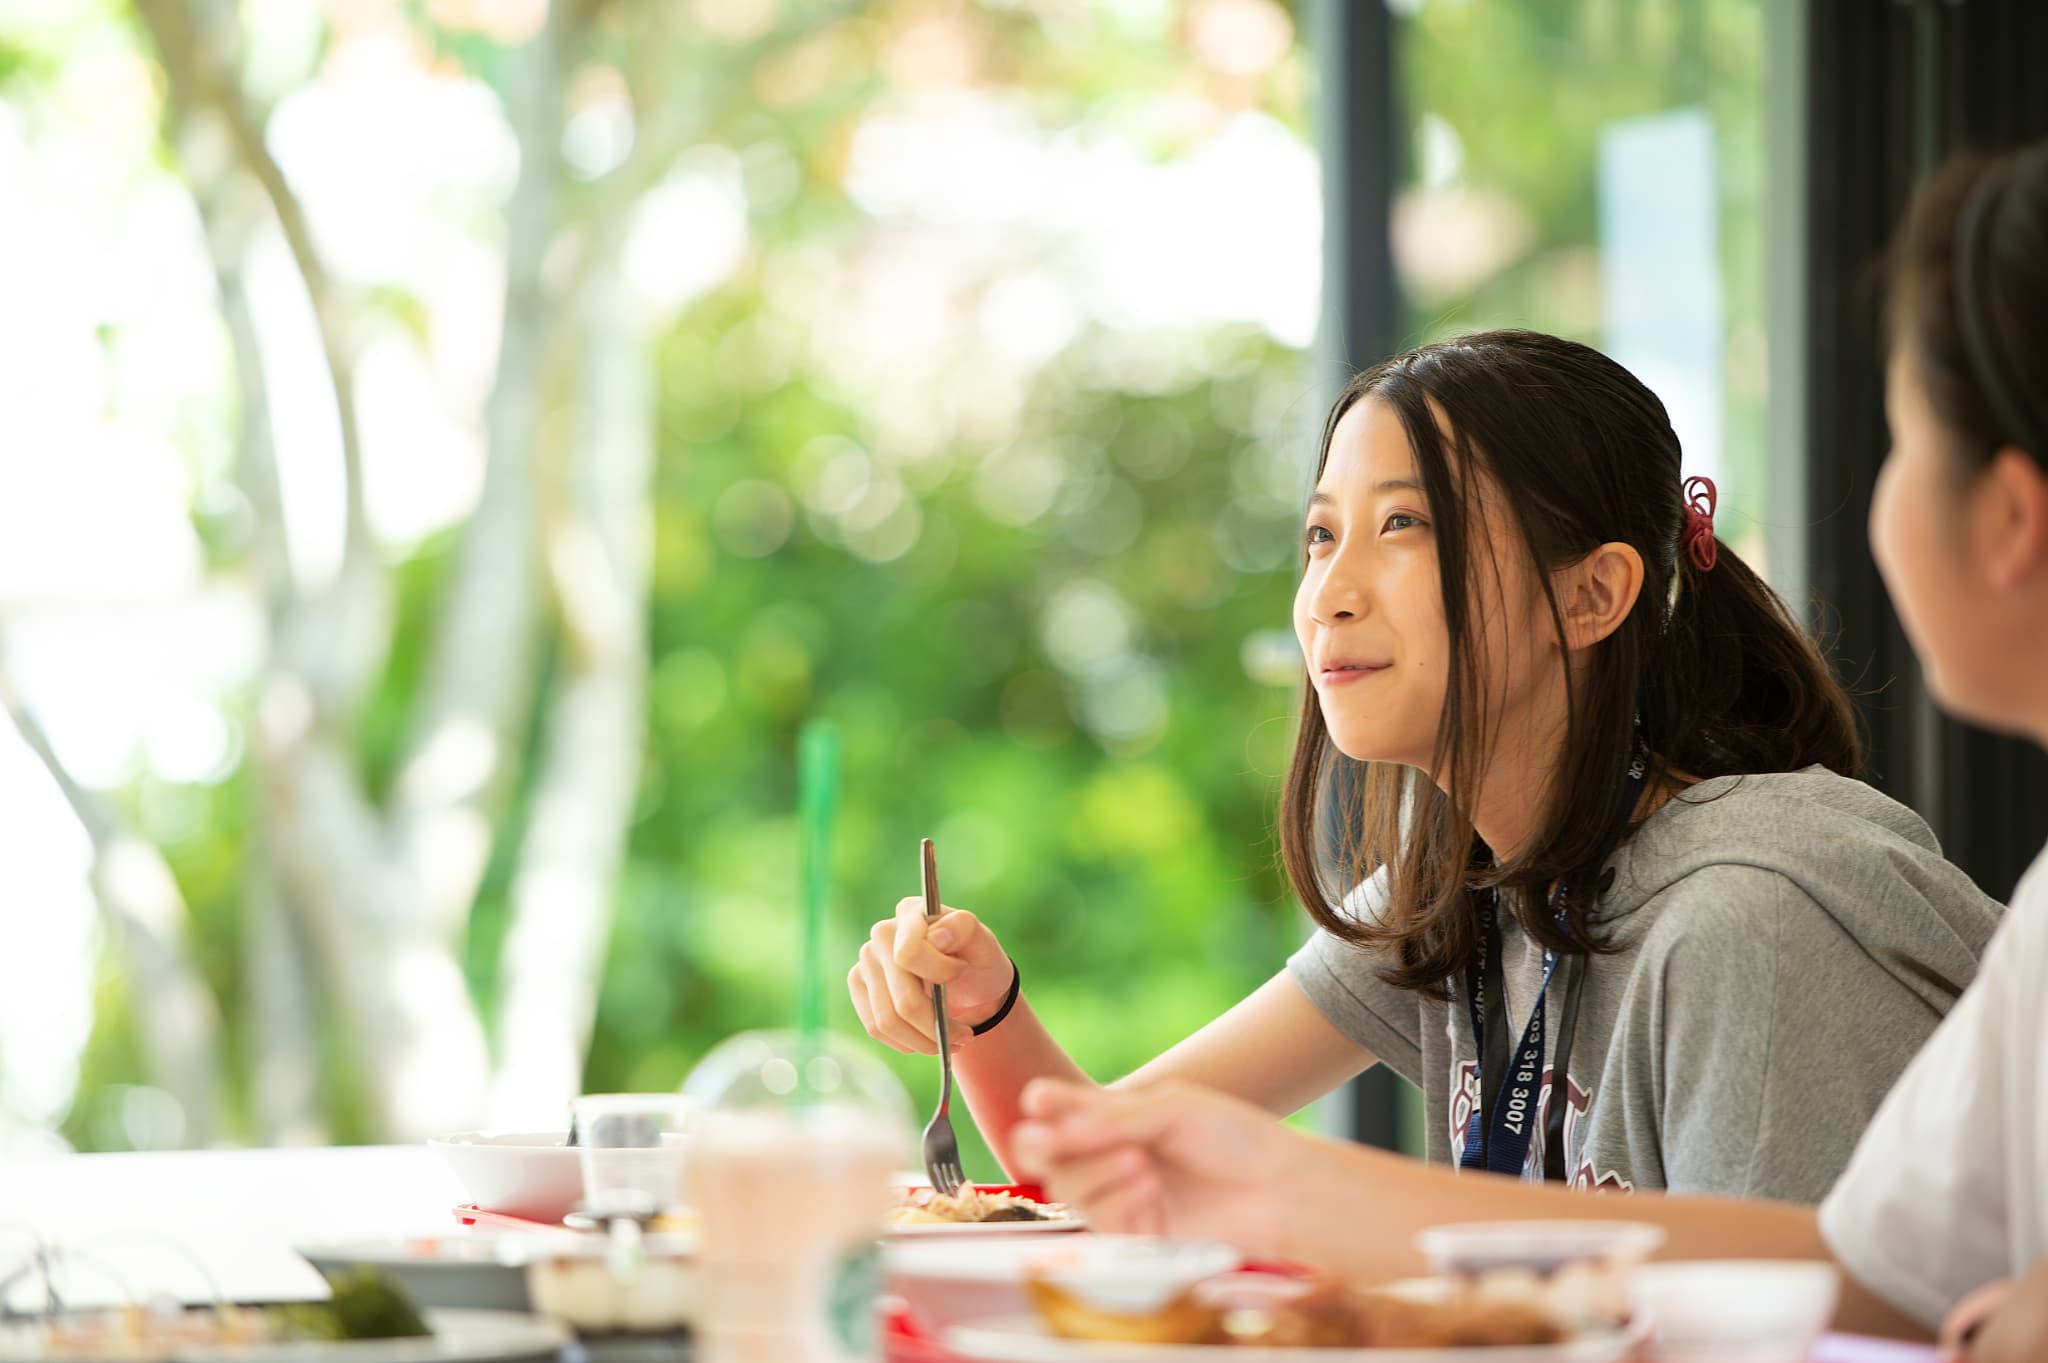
[918,837,965,1197]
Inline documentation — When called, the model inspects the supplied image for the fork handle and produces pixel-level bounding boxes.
[931,983,953,1109]
[921,838,954,1114]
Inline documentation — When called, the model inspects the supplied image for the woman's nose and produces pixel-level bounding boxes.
[1309,558,1366,624]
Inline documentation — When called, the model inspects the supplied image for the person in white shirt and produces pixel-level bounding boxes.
[1006,138,2048,1361]
[1812,138,2048,1358]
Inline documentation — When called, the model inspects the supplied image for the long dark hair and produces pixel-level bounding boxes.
[1887,141,2048,473]
[1280,330,1862,995]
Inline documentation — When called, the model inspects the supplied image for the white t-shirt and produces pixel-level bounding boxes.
[1819,842,2048,1328]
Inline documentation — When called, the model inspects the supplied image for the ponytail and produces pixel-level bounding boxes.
[1647,543,1862,781]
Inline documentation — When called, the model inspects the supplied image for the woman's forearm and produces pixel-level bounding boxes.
[955,997,1093,1176]
[1270,1137,1929,1341]
[962,972,1373,1177]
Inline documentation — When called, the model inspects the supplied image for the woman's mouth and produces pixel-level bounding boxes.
[1317,661,1390,688]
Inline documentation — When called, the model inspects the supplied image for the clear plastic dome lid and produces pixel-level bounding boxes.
[682,1029,913,1146]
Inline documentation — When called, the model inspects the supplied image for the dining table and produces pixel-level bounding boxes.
[0,1144,459,1309]
[0,1145,1945,1361]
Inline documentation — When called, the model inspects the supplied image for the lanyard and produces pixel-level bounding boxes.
[1458,749,1648,1180]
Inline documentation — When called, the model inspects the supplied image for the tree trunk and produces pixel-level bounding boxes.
[243,856,329,1145]
[487,266,652,1128]
[394,0,575,942]
[258,729,490,1141]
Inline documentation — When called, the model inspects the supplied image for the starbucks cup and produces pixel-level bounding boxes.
[683,1031,912,1363]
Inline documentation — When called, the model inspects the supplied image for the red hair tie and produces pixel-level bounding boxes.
[1681,475,1718,572]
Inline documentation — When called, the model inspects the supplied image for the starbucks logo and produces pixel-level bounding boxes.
[828,1240,882,1360]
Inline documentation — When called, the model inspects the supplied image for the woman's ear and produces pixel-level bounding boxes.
[1976,446,2048,591]
[1557,542,1646,651]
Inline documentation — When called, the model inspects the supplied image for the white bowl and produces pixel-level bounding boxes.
[430,1131,584,1225]
[1632,1260,1840,1362]
[886,1235,1239,1334]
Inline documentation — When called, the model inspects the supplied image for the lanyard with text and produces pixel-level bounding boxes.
[1458,748,1649,1180]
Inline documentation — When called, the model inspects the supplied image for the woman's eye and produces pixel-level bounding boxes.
[1305,524,1334,547]
[1383,513,1424,533]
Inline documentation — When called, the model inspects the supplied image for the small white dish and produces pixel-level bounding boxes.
[429,1132,583,1225]
[1632,1260,1840,1362]
[887,1235,1237,1335]
[1026,1238,1243,1315]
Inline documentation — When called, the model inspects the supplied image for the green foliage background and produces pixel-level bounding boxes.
[19,0,1766,1175]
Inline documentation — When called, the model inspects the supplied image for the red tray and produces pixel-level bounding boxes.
[905,1183,1051,1201]
[884,1298,967,1363]
[451,1204,569,1231]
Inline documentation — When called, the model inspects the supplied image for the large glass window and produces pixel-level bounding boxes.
[1394,0,1771,567]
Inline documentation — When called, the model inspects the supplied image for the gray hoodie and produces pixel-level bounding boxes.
[1288,766,2003,1200]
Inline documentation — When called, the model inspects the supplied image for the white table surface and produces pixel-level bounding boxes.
[0,1145,465,1309]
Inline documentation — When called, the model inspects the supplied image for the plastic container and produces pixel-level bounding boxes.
[1414,1220,1665,1328]
[885,1234,1238,1335]
[683,1030,913,1363]
[571,1094,698,1222]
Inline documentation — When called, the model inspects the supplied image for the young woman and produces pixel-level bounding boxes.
[849,326,2002,1202]
[1007,139,2048,1359]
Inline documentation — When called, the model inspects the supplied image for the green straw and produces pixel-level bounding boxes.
[796,720,840,1052]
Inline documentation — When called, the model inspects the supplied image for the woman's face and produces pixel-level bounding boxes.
[1872,345,2024,731]
[1295,399,1560,777]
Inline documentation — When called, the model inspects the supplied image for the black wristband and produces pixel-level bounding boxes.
[970,960,1022,1036]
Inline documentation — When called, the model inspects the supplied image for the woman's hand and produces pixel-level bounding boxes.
[1942,1280,2011,1359]
[1008,1078,1301,1259]
[1944,1259,2048,1361]
[847,897,1014,1055]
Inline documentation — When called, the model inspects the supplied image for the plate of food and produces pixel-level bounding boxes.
[0,1275,566,1363]
[943,1270,1645,1362]
[297,1236,568,1314]
[887,1184,1085,1236]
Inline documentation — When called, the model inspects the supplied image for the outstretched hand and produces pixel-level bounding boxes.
[1944,1258,2048,1362]
[1007,1078,1305,1259]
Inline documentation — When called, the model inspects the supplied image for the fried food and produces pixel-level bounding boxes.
[1027,1271,1570,1349]
[1352,1292,1567,1348]
[1027,1280,1226,1345]
[1213,1279,1363,1347]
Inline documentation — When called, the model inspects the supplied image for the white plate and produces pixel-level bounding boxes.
[887,1187,1085,1238]
[942,1315,1643,1363]
[888,1236,1236,1336]
[297,1236,575,1313]
[888,1215,1088,1238]
[0,1308,567,1363]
